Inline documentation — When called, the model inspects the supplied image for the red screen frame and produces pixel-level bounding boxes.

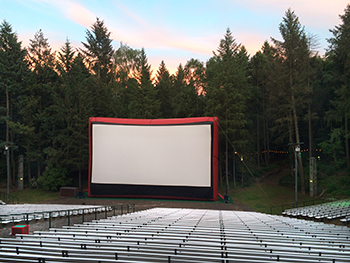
[88,117,218,201]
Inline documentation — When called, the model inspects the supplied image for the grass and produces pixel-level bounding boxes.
[219,182,317,214]
[5,172,322,215]
[10,188,59,203]
[8,183,317,213]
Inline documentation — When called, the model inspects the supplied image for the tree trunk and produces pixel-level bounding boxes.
[291,88,305,194]
[6,87,12,186]
[37,126,42,178]
[288,112,294,179]
[308,104,313,159]
[27,151,31,184]
[241,163,244,187]
[257,110,261,170]
[233,149,236,189]
[219,156,223,188]
[266,117,270,165]
[345,112,349,168]
[225,139,229,193]
[11,147,16,185]
[263,85,270,167]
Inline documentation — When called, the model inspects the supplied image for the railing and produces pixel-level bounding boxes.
[0,204,135,228]
[0,191,19,204]
[270,199,326,215]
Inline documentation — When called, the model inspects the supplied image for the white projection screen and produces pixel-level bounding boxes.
[88,117,219,201]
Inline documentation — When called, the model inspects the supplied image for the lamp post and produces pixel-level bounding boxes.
[294,144,300,208]
[289,142,303,208]
[5,143,9,204]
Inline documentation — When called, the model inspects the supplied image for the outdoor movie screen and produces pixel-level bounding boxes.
[88,117,218,201]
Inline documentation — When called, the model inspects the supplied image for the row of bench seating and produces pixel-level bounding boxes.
[282,199,350,222]
[0,204,111,225]
[1,208,349,262]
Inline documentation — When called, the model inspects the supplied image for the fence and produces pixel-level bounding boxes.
[0,204,135,228]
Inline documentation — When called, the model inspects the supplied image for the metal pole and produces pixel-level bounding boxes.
[295,148,298,208]
[6,145,10,204]
[49,212,52,228]
[6,87,10,204]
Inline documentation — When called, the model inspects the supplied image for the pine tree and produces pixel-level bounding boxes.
[81,18,117,117]
[26,29,58,178]
[205,28,251,190]
[272,9,310,193]
[155,60,173,118]
[136,48,160,118]
[81,18,114,82]
[0,20,31,184]
[327,4,350,168]
[172,64,188,118]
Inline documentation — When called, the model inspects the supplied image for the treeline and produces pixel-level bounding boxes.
[1,6,350,194]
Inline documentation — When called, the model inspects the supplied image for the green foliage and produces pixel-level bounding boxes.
[321,174,350,198]
[37,166,72,191]
[319,128,346,168]
[326,4,350,168]
[1,5,350,193]
[81,18,114,82]
[205,28,251,151]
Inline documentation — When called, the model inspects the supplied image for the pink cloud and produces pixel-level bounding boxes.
[107,2,218,57]
[62,1,96,28]
[238,0,348,29]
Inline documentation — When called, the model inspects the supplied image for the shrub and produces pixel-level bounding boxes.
[37,166,72,191]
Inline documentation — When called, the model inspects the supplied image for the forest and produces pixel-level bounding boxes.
[1,6,350,197]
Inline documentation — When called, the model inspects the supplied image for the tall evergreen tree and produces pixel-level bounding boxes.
[81,18,114,82]
[205,28,251,190]
[327,4,350,168]
[26,29,58,178]
[81,18,117,117]
[155,60,173,118]
[172,63,194,118]
[0,20,31,184]
[47,39,79,171]
[250,42,281,167]
[272,9,310,193]
[136,48,160,118]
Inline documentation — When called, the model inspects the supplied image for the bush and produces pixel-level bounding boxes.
[320,174,350,198]
[37,166,72,191]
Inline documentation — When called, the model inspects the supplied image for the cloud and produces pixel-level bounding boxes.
[18,0,347,70]
[237,0,348,29]
[62,1,96,28]
[48,0,96,28]
[102,1,220,57]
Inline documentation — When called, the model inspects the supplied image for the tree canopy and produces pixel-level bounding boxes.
[1,7,350,197]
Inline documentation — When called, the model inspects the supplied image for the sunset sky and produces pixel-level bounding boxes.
[2,0,349,75]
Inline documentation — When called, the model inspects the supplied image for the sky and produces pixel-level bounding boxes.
[1,0,349,75]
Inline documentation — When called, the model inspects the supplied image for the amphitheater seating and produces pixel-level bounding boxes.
[282,199,350,222]
[0,204,111,225]
[1,208,349,262]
